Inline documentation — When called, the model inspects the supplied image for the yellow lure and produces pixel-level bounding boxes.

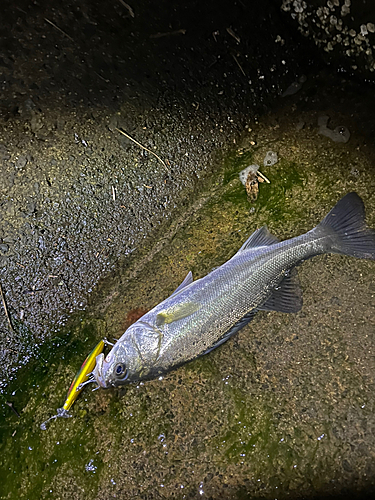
[40,339,105,430]
[63,339,105,411]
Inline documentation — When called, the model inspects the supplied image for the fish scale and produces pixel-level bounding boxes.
[161,234,317,358]
[92,192,375,388]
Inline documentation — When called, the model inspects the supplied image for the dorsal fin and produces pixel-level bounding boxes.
[237,226,279,254]
[259,269,303,313]
[170,271,193,297]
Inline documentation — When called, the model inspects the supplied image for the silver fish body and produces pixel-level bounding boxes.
[93,192,375,388]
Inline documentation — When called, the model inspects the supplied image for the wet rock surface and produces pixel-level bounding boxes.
[1,80,375,498]
[1,1,375,499]
[280,0,375,78]
[0,0,309,382]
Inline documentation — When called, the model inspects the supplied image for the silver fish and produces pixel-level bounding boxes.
[93,192,375,388]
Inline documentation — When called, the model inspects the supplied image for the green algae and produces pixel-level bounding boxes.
[1,106,375,499]
[0,318,109,497]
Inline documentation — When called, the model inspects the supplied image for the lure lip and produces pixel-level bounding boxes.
[62,339,105,411]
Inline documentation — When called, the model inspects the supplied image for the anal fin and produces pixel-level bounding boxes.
[259,268,303,313]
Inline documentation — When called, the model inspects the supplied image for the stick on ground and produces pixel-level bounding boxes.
[44,18,74,43]
[115,128,170,173]
[0,282,14,333]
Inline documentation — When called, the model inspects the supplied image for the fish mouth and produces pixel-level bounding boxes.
[92,353,109,388]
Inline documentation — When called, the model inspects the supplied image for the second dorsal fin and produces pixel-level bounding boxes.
[236,226,279,254]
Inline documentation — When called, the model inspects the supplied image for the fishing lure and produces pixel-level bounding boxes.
[40,339,105,430]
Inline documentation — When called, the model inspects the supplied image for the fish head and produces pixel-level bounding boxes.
[92,337,141,388]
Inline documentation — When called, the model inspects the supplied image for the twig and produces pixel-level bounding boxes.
[118,0,135,18]
[5,348,18,354]
[115,128,170,173]
[232,54,246,77]
[226,27,241,44]
[94,71,110,83]
[150,29,186,39]
[5,401,20,418]
[0,283,14,333]
[44,18,74,43]
[257,170,270,184]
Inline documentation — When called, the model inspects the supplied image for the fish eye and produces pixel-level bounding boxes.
[114,363,128,380]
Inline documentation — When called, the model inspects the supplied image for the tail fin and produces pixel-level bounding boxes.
[319,192,375,259]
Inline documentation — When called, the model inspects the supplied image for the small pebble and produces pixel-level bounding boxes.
[281,75,306,97]
[282,81,302,97]
[318,115,350,143]
[16,156,28,169]
[264,151,278,167]
[296,121,305,131]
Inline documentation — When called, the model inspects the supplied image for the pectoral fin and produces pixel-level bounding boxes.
[156,301,200,327]
[199,309,258,356]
